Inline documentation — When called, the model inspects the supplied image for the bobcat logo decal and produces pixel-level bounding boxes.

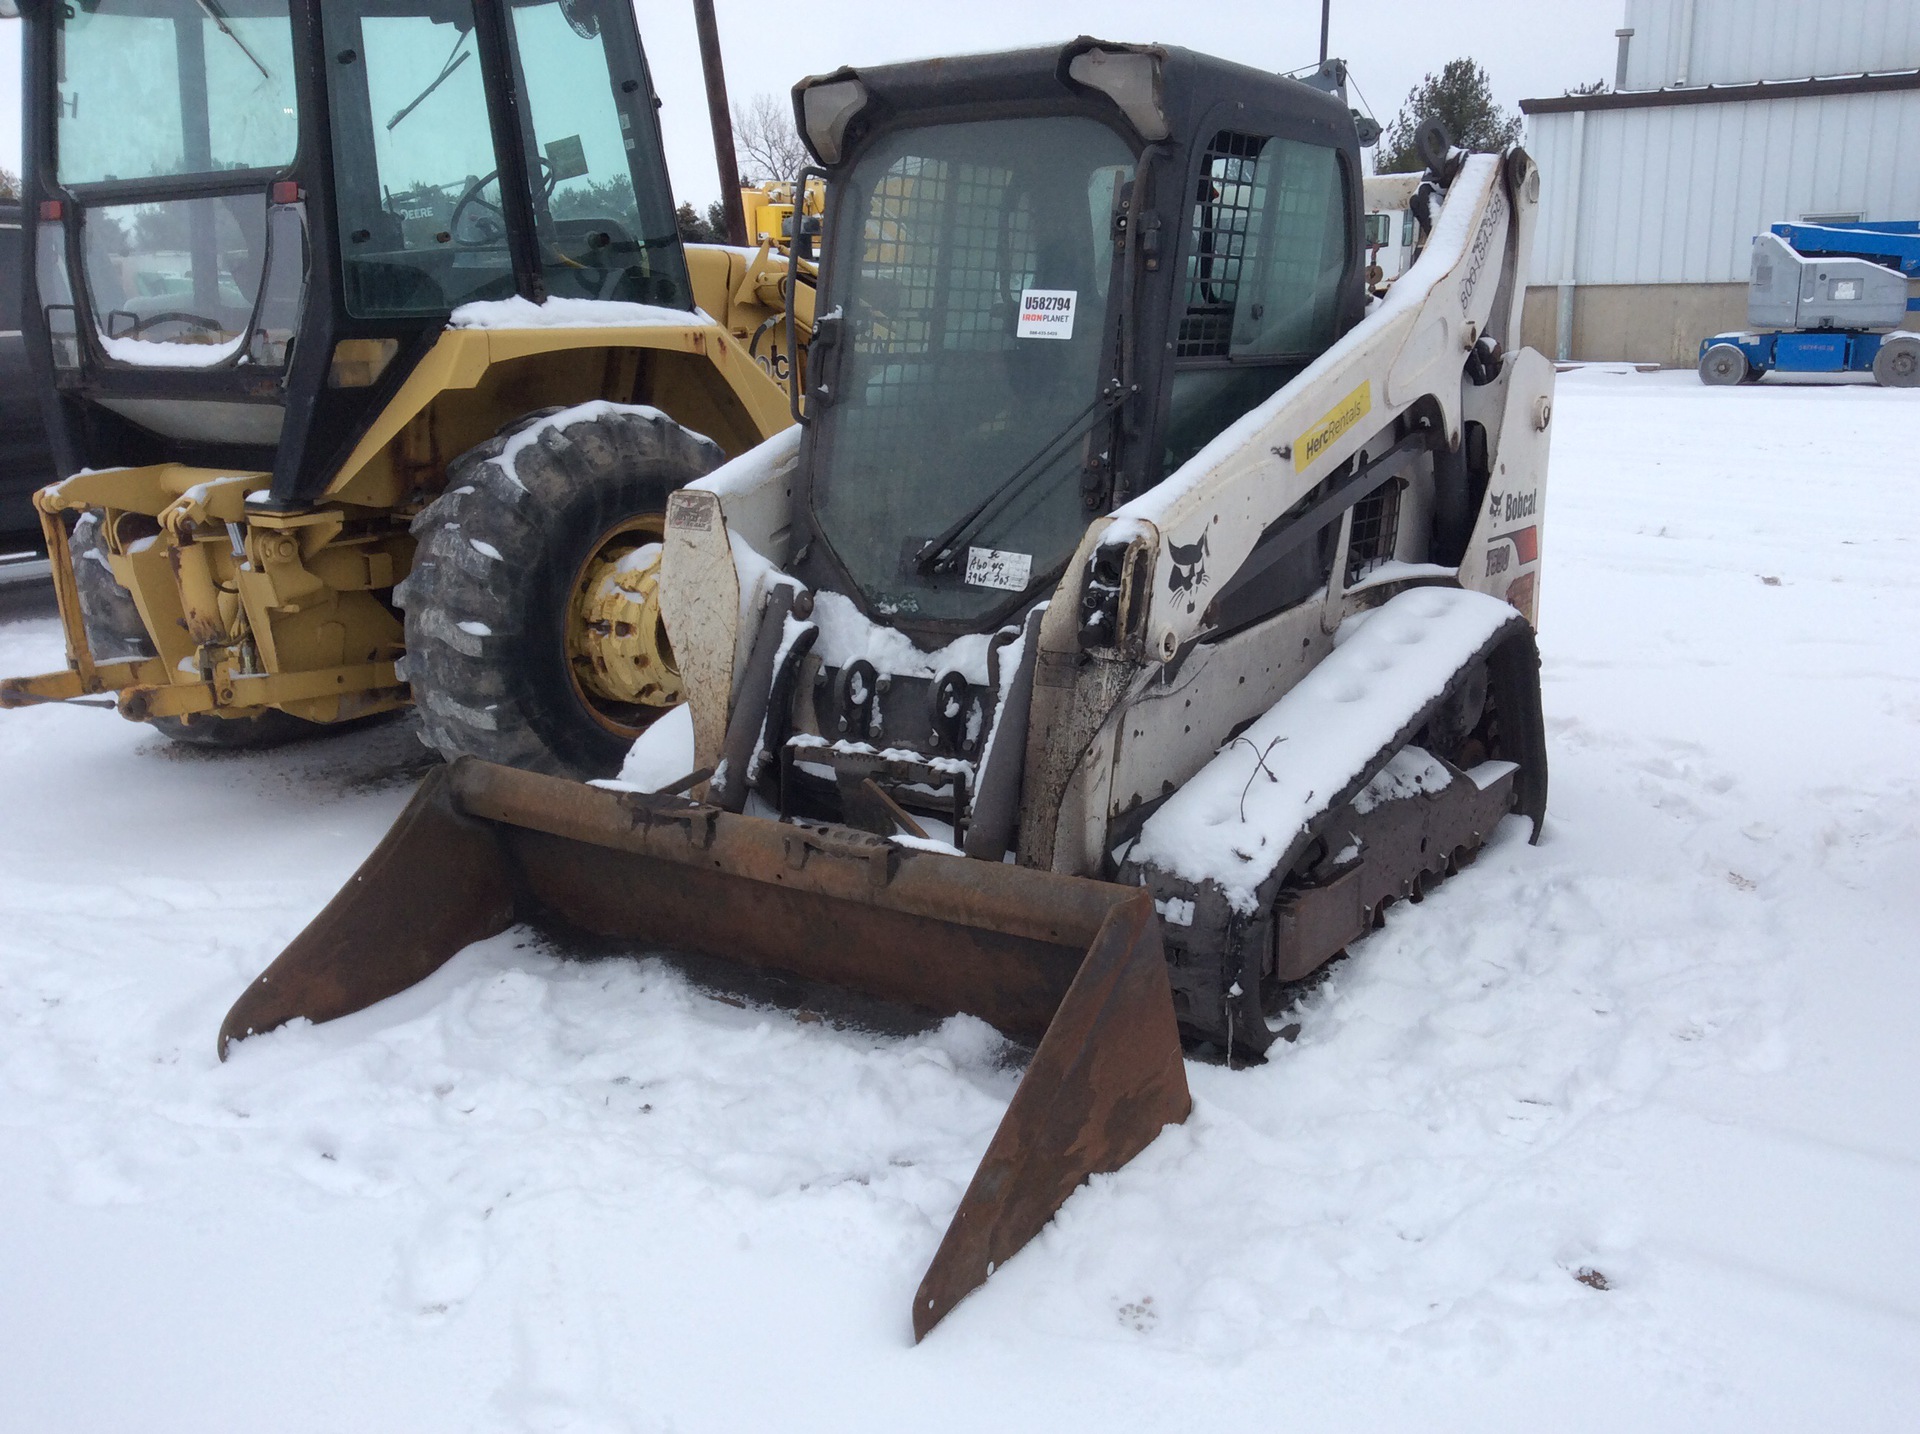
[1168,532,1210,613]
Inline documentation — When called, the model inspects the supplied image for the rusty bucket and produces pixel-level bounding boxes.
[221,758,1191,1337]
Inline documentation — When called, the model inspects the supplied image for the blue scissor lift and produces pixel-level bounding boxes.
[1699,221,1920,387]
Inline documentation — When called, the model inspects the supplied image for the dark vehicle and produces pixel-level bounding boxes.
[1,199,58,556]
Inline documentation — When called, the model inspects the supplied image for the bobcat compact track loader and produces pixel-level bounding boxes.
[220,41,1553,1337]
[0,0,810,777]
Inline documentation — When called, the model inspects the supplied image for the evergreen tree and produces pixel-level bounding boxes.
[1376,59,1524,174]
[674,200,715,244]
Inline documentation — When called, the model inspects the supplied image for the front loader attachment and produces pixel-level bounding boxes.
[221,758,1191,1338]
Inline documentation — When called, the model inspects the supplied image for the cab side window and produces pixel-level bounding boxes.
[325,1,517,317]
[1162,131,1351,475]
[505,0,691,309]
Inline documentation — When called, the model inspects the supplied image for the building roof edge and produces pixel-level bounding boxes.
[1520,68,1920,116]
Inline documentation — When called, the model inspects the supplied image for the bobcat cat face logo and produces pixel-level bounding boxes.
[1168,532,1210,613]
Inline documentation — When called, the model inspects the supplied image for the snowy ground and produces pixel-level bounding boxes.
[3,370,1917,1432]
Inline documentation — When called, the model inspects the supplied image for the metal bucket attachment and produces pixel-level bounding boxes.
[219,758,1191,1337]
[219,764,516,1056]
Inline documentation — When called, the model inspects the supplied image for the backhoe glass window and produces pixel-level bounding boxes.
[57,1,297,185]
[812,117,1133,623]
[507,0,691,309]
[81,195,268,367]
[324,1,516,317]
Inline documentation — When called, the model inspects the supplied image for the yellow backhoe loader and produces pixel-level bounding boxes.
[222,43,1553,1338]
[732,178,825,388]
[0,0,811,777]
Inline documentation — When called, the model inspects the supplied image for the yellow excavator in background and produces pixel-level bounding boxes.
[734,177,826,388]
[741,176,828,255]
[0,0,812,778]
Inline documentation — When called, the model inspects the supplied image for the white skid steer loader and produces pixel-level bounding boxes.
[219,41,1553,1339]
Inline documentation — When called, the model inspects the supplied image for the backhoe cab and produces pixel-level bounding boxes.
[224,40,1553,1337]
[2,0,806,773]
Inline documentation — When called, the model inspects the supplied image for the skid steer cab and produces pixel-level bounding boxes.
[0,0,812,776]
[221,41,1555,1338]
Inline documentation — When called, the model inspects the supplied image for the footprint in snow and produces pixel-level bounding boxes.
[1117,1294,1157,1332]
[396,1209,494,1317]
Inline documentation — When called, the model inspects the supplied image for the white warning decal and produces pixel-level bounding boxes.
[1017,288,1077,340]
[965,546,1034,591]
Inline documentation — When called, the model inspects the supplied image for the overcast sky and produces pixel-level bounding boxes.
[0,1,1619,201]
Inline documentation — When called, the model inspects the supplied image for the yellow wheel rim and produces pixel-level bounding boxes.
[565,512,682,740]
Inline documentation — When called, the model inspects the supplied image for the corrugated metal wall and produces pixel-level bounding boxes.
[1526,89,1920,285]
[1622,0,1920,90]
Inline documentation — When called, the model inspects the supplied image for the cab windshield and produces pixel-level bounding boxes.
[324,0,691,318]
[811,116,1134,623]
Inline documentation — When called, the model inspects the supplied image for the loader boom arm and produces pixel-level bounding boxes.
[1099,152,1539,664]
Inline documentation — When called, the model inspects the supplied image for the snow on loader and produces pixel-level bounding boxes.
[221,43,1553,1337]
[0,0,810,777]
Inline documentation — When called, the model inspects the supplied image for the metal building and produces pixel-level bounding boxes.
[1518,0,1920,365]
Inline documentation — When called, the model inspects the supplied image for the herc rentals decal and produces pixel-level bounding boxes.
[1294,382,1372,473]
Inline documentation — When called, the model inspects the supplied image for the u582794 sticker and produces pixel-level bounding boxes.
[1017,289,1077,340]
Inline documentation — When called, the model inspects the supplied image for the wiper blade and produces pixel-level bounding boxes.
[194,0,270,82]
[388,29,473,131]
[914,382,1132,576]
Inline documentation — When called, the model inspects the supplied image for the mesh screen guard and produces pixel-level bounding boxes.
[808,116,1135,625]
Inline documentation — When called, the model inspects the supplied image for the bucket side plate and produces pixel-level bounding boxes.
[912,890,1191,1339]
[217,764,518,1056]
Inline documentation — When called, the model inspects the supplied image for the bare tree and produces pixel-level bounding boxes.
[732,92,807,185]
[0,168,19,202]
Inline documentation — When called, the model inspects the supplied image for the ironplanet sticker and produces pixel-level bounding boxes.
[1017,288,1077,340]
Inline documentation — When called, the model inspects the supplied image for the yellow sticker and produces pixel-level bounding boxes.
[1294,381,1372,473]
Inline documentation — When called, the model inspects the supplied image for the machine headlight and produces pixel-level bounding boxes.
[796,76,870,167]
[1066,47,1169,143]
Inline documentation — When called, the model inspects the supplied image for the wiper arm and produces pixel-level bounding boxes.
[194,0,271,82]
[914,382,1133,575]
[388,29,473,131]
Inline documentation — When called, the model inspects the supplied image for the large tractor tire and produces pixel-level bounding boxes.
[398,404,725,779]
[69,513,323,750]
[1872,336,1920,388]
